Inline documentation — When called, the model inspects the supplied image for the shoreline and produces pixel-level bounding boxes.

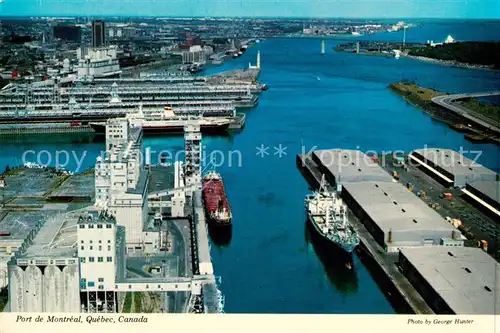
[389,82,500,145]
[404,54,499,72]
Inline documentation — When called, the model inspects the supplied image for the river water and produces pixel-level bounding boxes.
[0,20,499,314]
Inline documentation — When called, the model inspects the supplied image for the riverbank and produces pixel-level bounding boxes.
[389,82,500,144]
[404,54,497,71]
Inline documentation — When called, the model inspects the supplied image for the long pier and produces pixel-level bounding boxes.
[296,154,433,314]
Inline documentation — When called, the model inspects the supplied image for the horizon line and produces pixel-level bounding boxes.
[1,15,500,21]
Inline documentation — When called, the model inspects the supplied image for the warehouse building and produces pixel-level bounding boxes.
[463,180,500,216]
[342,181,462,252]
[312,149,393,191]
[410,148,497,187]
[399,247,500,314]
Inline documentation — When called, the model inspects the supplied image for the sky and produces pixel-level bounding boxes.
[0,0,499,19]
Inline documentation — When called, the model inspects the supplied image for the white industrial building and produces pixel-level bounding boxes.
[8,210,124,312]
[7,116,222,313]
[95,118,148,252]
[182,45,206,64]
[77,45,122,79]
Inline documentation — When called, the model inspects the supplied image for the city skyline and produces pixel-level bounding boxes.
[0,0,499,19]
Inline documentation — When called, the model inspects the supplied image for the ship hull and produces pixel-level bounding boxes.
[306,212,358,255]
[202,176,232,228]
[90,122,230,136]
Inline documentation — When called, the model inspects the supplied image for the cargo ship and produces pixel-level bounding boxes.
[202,171,232,227]
[90,107,233,135]
[304,175,359,256]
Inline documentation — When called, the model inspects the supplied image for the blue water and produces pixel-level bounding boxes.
[1,21,500,313]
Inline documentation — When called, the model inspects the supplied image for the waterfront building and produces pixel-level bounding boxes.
[409,148,497,187]
[306,149,464,252]
[76,45,122,79]
[7,119,222,313]
[182,45,206,64]
[399,246,499,314]
[7,210,124,312]
[184,122,202,191]
[95,118,147,251]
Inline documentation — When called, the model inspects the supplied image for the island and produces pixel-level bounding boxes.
[407,42,500,70]
[335,41,500,70]
[389,81,500,144]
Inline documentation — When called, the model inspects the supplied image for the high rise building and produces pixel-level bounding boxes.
[92,20,105,48]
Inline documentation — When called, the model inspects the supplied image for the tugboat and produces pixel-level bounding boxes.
[304,175,359,255]
[202,171,232,227]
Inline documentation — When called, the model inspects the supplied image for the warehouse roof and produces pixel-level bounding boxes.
[312,149,393,184]
[401,247,500,314]
[411,148,497,180]
[467,180,500,206]
[343,181,454,233]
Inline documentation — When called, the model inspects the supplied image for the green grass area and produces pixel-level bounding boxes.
[408,42,500,69]
[389,82,444,107]
[122,292,133,313]
[133,292,142,313]
[459,99,500,124]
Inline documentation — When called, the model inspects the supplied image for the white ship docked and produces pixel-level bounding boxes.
[90,106,237,135]
[305,175,359,254]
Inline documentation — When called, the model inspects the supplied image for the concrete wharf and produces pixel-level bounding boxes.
[296,153,434,314]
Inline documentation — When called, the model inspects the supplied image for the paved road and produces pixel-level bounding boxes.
[431,91,500,133]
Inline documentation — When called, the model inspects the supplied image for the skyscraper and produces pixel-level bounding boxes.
[92,20,105,47]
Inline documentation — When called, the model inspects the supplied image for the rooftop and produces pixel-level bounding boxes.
[343,181,455,233]
[147,165,176,195]
[21,211,79,259]
[467,180,500,206]
[125,168,150,196]
[0,211,46,242]
[401,247,500,314]
[312,149,393,184]
[18,208,113,259]
[411,148,497,180]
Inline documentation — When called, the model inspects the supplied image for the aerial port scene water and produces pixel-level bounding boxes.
[0,0,499,322]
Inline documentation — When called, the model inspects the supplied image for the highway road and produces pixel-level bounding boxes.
[431,91,500,134]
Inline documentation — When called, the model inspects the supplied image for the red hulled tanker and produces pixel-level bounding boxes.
[202,171,232,226]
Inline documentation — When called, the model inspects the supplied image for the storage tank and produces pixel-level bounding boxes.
[62,265,80,312]
[25,266,43,311]
[43,265,63,311]
[8,265,25,311]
